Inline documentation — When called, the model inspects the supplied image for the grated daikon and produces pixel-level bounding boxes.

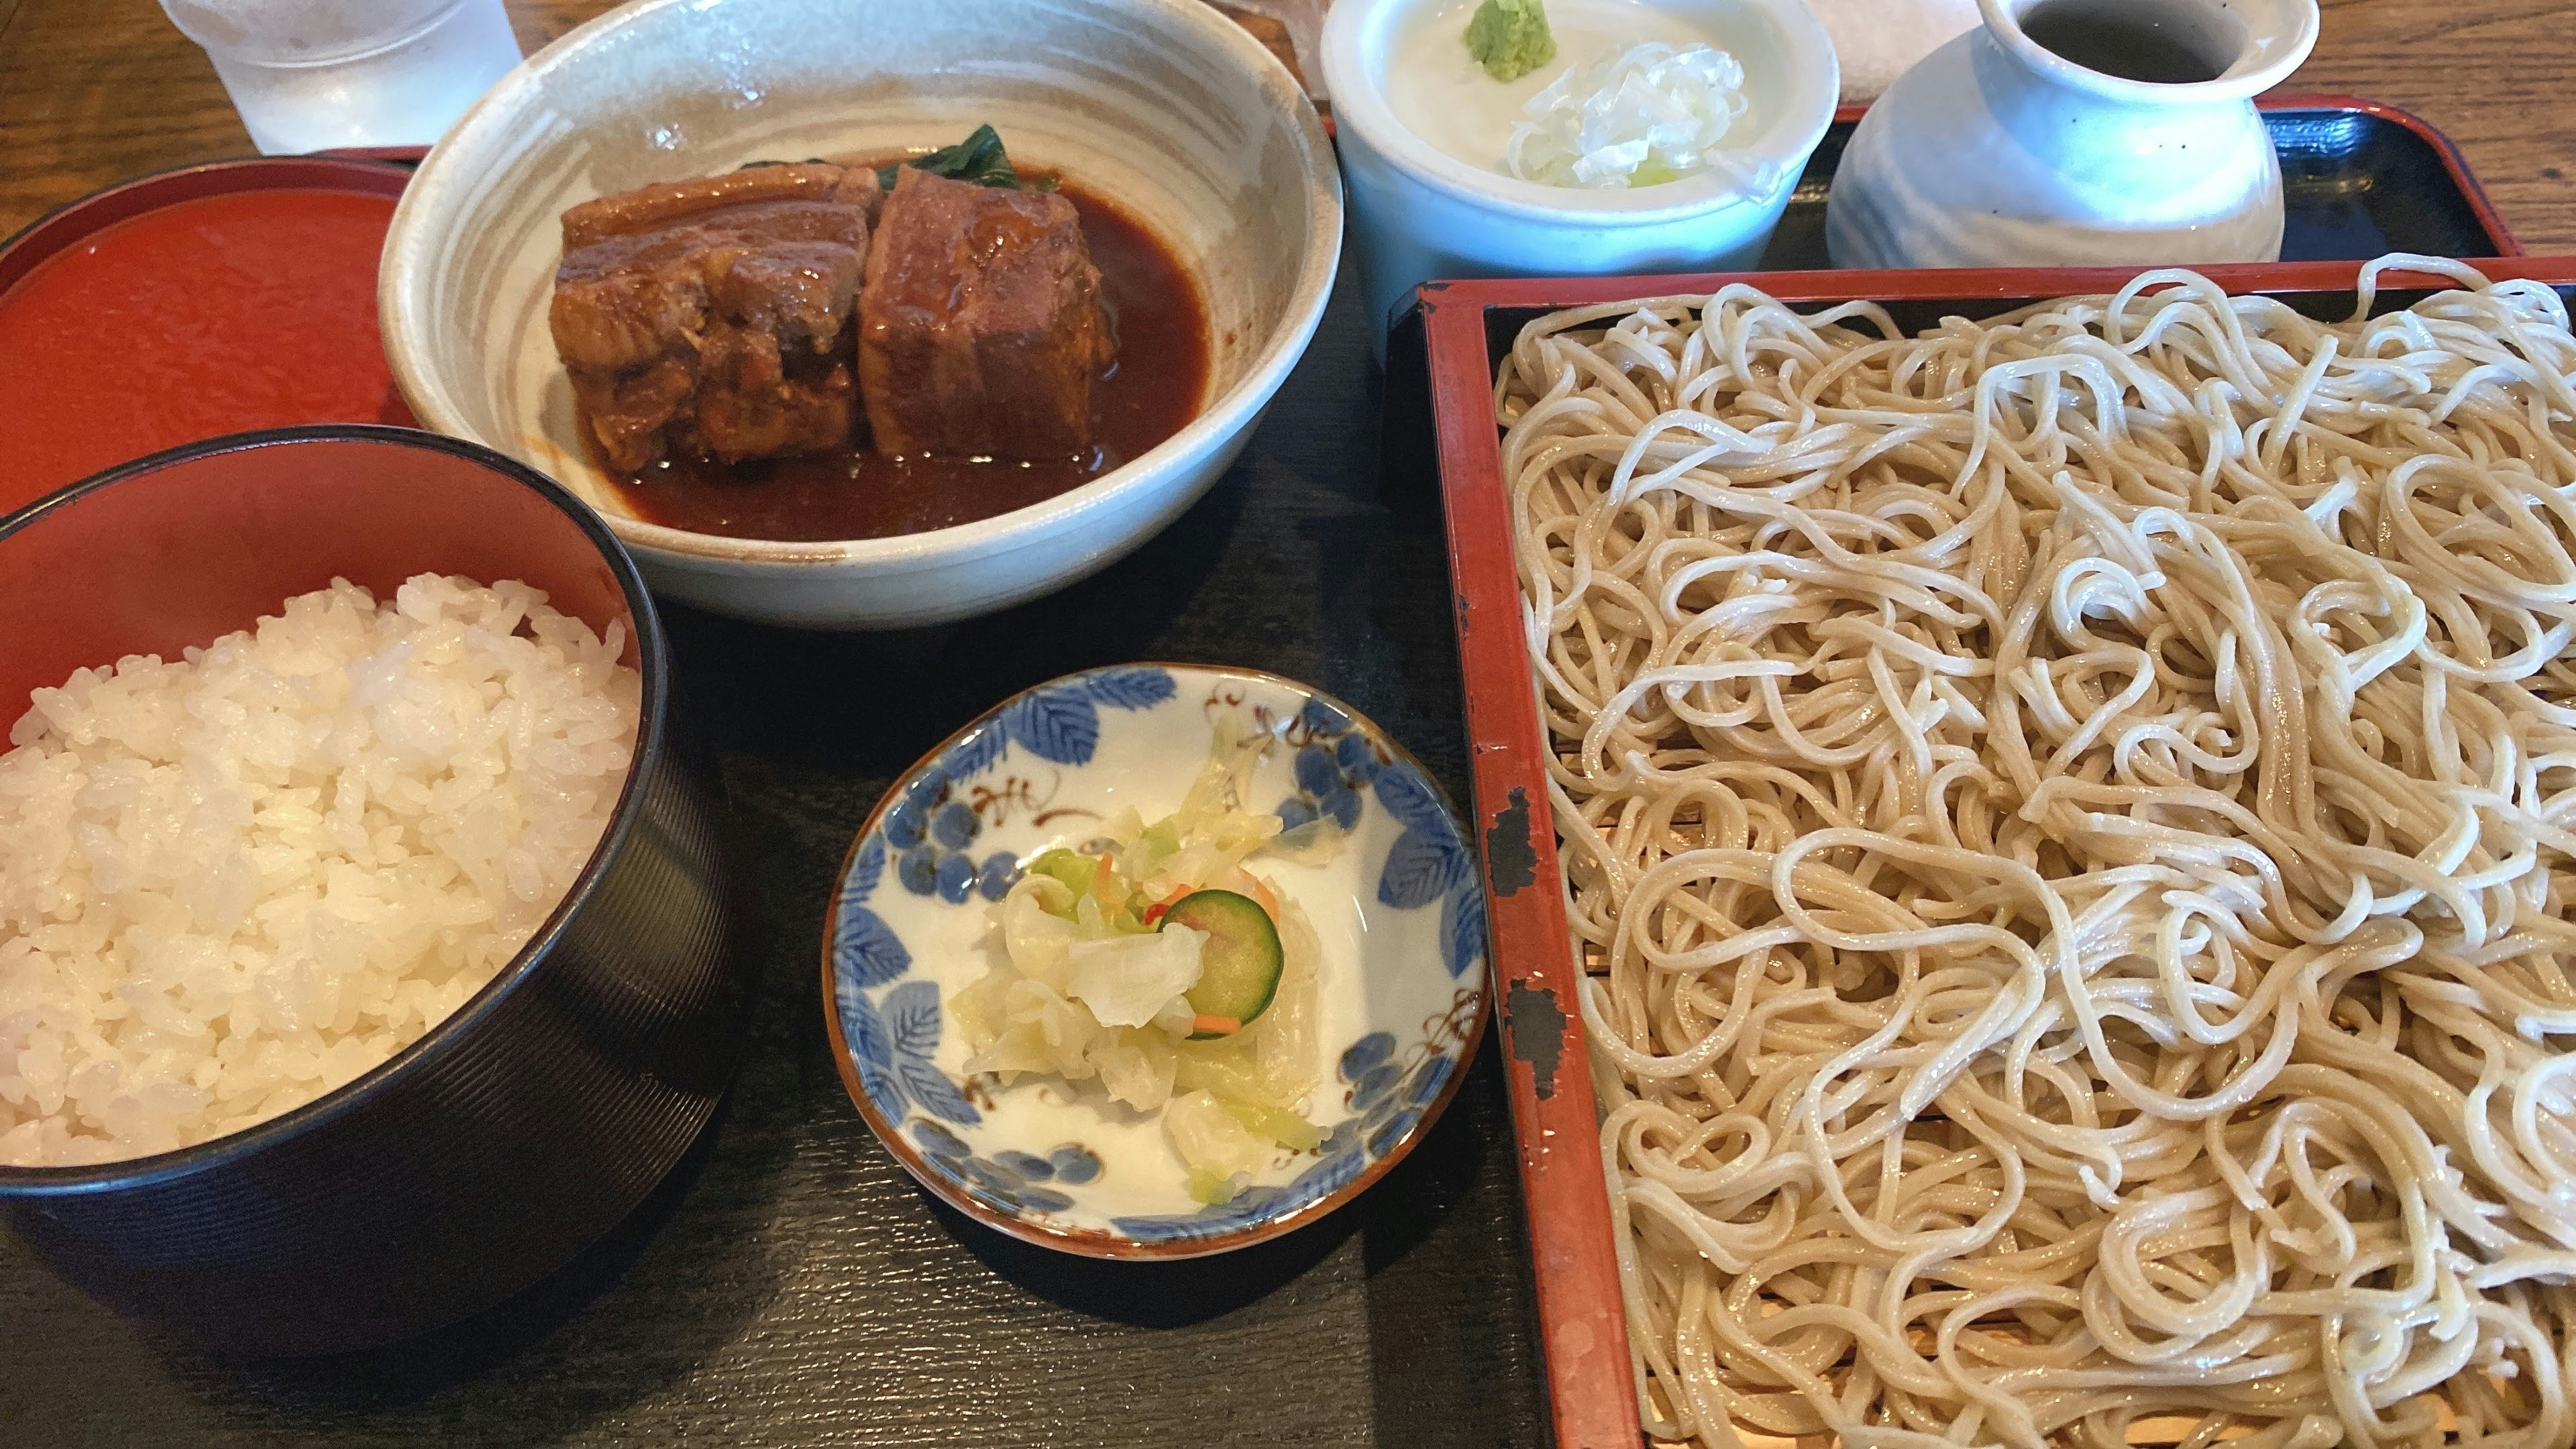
[1507,42,1750,189]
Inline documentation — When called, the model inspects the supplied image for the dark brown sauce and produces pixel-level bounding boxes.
[2021,0,2229,85]
[597,177,1210,543]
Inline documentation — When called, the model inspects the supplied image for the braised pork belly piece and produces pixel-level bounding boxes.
[857,167,1116,461]
[549,163,881,472]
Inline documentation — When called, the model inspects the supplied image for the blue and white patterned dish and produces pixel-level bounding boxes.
[822,665,1490,1258]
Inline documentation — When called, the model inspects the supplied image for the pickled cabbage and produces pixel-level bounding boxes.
[953,721,1342,1203]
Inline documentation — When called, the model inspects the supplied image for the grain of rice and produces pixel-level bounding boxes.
[0,574,639,1167]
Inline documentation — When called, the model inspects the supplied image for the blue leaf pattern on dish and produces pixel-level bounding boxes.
[841,834,883,909]
[1107,1146,1370,1241]
[841,987,904,1117]
[837,908,910,988]
[899,1056,981,1126]
[1378,827,1469,910]
[1004,686,1101,766]
[1305,1143,1368,1197]
[1368,1108,1426,1159]
[1365,760,1488,980]
[1371,763,1452,839]
[1442,883,1489,979]
[883,979,942,1058]
[916,668,1173,790]
[859,1061,905,1118]
[944,722,1006,782]
[1084,666,1177,710]
[843,979,892,1070]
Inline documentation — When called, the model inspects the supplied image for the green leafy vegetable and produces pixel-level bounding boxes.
[877,124,1055,192]
[1464,0,1555,83]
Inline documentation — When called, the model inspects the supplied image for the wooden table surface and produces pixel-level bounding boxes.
[2,0,2572,244]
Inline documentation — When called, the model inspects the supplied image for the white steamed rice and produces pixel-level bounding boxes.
[0,574,640,1167]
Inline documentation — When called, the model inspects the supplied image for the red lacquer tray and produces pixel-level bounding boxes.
[1425,253,2576,1449]
[0,154,422,511]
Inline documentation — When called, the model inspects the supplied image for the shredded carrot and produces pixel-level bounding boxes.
[1192,1014,1242,1036]
[1093,853,1116,898]
[1142,885,1195,927]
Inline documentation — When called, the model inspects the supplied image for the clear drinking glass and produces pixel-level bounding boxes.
[157,0,525,156]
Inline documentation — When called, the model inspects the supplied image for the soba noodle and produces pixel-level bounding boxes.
[1497,256,2576,1449]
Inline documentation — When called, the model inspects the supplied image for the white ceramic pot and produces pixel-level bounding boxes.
[1825,0,2318,269]
[380,0,1340,631]
[1321,0,1839,351]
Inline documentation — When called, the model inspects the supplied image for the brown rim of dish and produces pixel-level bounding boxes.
[818,661,1491,1260]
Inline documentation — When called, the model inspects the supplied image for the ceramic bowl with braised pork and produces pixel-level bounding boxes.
[381,0,1341,631]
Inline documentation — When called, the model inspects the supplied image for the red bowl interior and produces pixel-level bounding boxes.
[0,431,638,716]
[0,159,420,513]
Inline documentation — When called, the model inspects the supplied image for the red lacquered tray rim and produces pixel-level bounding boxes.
[1426,251,2576,1449]
[0,154,419,299]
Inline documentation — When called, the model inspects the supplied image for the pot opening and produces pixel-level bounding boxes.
[2012,0,2246,86]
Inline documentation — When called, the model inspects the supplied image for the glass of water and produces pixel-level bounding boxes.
[158,0,525,156]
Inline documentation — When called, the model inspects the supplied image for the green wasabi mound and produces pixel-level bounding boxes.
[1464,0,1556,83]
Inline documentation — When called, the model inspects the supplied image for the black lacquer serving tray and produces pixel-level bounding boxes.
[1756,95,2520,270]
[0,92,2525,1449]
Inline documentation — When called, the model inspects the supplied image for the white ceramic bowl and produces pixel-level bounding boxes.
[381,0,1341,631]
[1322,0,1838,348]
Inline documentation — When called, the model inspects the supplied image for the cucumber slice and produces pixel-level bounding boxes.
[1163,889,1284,1036]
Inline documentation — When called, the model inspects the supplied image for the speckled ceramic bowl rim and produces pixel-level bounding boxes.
[380,0,1343,572]
[0,425,672,1196]
[1978,0,2320,106]
[1319,0,1840,223]
[819,663,1491,1259]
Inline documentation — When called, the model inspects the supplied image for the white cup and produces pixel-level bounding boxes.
[158,0,525,155]
[1321,0,1840,354]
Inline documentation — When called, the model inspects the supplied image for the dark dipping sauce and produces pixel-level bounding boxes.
[596,178,1210,543]
[2019,0,2229,85]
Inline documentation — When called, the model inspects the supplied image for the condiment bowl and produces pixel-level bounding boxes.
[822,665,1490,1258]
[1322,0,1839,346]
[381,0,1342,631]
[0,426,743,1356]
